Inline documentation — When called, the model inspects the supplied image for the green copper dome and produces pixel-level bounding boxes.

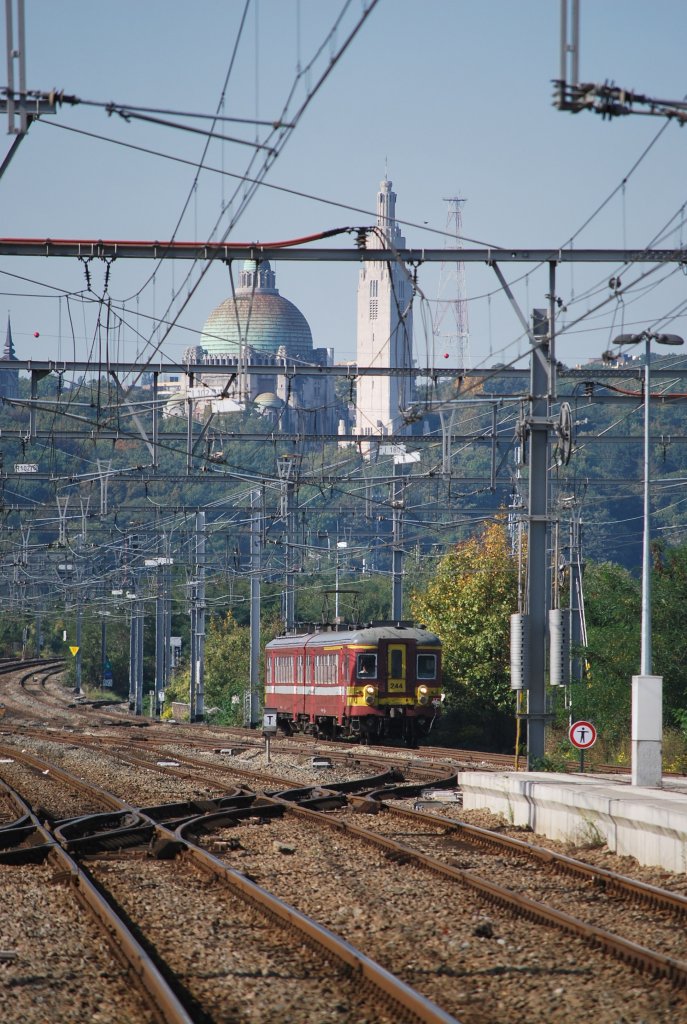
[200,261,313,359]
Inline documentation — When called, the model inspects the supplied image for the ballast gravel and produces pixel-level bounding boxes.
[198,812,687,1024]
[0,861,156,1024]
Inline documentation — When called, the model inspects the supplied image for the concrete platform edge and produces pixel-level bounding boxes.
[458,770,687,874]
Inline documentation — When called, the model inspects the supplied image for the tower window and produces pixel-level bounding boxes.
[369,280,378,298]
[369,299,378,320]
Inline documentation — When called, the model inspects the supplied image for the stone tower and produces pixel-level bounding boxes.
[355,179,413,438]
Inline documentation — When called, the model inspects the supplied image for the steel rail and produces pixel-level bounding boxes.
[0,776,194,1024]
[0,743,132,813]
[164,816,460,1024]
[0,742,461,1022]
[380,804,687,918]
[270,799,687,987]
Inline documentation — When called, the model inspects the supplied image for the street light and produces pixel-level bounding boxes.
[613,331,684,786]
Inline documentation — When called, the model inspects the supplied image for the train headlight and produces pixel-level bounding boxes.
[364,684,376,706]
[417,684,429,705]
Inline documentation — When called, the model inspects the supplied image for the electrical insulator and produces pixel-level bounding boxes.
[548,608,570,687]
[510,613,530,690]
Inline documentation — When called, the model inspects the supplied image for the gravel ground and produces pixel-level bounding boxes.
[197,812,687,1024]
[87,854,399,1024]
[423,803,687,898]
[0,860,156,1023]
[0,757,110,820]
[0,735,231,808]
[321,802,687,963]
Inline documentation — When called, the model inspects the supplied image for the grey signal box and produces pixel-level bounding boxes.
[548,608,570,687]
[510,613,530,690]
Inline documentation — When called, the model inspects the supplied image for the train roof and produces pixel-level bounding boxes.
[266,623,441,649]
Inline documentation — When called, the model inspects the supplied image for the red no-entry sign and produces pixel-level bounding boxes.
[569,720,597,750]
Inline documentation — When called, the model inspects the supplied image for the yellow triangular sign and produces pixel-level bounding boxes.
[69,646,80,656]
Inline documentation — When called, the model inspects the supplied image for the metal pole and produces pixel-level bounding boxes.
[128,603,136,709]
[195,511,206,721]
[335,557,340,620]
[75,588,82,695]
[285,477,296,632]
[392,463,404,621]
[164,546,172,689]
[632,335,662,787]
[189,580,197,720]
[569,515,582,683]
[186,372,194,475]
[135,597,144,716]
[641,336,652,676]
[526,309,550,766]
[249,488,261,727]
[155,560,164,716]
[101,609,107,689]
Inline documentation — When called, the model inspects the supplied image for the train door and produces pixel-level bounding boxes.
[385,642,407,694]
[296,652,306,720]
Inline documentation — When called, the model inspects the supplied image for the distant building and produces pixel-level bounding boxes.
[175,261,337,434]
[355,179,414,438]
[0,316,19,401]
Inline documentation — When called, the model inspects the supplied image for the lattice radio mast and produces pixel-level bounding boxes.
[433,197,470,368]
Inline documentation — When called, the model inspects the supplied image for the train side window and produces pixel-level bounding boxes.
[357,653,377,679]
[417,654,437,680]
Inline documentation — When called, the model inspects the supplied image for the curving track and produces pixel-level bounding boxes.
[2,661,687,1022]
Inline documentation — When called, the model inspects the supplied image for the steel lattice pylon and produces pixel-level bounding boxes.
[433,197,470,369]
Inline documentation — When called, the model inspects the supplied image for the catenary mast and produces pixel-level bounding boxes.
[433,197,470,368]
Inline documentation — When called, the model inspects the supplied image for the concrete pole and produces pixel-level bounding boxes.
[249,488,261,727]
[526,309,551,766]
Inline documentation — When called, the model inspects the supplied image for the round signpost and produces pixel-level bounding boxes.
[569,720,597,773]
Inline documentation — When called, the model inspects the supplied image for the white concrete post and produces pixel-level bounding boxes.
[631,674,663,787]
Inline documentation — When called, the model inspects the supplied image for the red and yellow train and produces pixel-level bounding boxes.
[264,621,443,744]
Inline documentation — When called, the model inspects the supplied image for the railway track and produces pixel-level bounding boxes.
[2,692,687,1020]
[332,798,687,969]
[177,791,687,1022]
[0,660,663,779]
[0,779,191,1024]
[0,747,457,1023]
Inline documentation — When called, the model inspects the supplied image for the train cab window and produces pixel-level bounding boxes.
[357,653,377,679]
[417,654,437,680]
[390,648,403,678]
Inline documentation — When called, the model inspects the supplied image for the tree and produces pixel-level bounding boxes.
[410,521,519,749]
[168,611,282,725]
[566,561,639,748]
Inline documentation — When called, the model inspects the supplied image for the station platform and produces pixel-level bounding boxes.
[459,770,687,874]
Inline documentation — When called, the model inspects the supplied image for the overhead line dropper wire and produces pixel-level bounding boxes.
[39,120,495,249]
[123,0,383,392]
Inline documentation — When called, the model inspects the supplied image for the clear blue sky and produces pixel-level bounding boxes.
[2,0,687,377]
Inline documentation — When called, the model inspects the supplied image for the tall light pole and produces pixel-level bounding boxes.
[613,331,684,786]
